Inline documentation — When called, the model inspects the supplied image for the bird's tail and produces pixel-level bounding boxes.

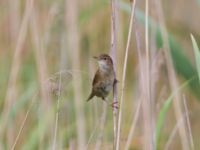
[87,92,94,101]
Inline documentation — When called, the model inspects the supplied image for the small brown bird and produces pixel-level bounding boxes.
[87,54,116,102]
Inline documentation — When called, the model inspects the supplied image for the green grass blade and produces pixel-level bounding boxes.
[191,34,200,84]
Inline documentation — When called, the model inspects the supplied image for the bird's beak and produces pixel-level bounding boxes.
[93,56,99,60]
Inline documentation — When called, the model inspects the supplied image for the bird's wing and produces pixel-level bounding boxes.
[92,69,101,86]
[86,70,101,101]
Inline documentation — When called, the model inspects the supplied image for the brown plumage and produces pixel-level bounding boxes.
[87,54,115,101]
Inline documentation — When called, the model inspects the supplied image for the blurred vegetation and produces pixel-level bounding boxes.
[0,0,200,149]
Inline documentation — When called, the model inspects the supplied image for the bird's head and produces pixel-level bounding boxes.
[93,54,113,72]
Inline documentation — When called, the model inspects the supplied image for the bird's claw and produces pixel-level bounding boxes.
[111,101,119,109]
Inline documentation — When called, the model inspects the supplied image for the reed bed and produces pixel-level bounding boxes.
[0,0,200,149]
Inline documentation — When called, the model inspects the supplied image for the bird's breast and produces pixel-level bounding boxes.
[101,78,114,92]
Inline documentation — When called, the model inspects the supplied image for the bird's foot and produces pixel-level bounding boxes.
[102,98,119,109]
[111,101,119,109]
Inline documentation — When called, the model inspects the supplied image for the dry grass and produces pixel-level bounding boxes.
[1,0,33,148]
[65,0,86,149]
[155,0,190,149]
[0,0,199,149]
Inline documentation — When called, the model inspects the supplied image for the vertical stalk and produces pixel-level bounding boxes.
[142,0,154,149]
[1,0,33,148]
[116,0,137,149]
[65,0,86,149]
[110,0,118,149]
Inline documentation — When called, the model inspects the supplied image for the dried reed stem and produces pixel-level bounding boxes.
[116,0,137,149]
[31,3,49,107]
[1,0,33,147]
[141,0,154,149]
[155,0,190,149]
[65,0,86,149]
[110,0,118,149]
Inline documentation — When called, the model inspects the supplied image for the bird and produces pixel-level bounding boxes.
[87,54,117,105]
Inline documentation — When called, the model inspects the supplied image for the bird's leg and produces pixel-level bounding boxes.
[103,98,119,109]
[112,101,118,104]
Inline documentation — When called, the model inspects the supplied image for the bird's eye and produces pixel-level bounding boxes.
[103,57,107,60]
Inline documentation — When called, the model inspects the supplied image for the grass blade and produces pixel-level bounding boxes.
[191,34,200,84]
